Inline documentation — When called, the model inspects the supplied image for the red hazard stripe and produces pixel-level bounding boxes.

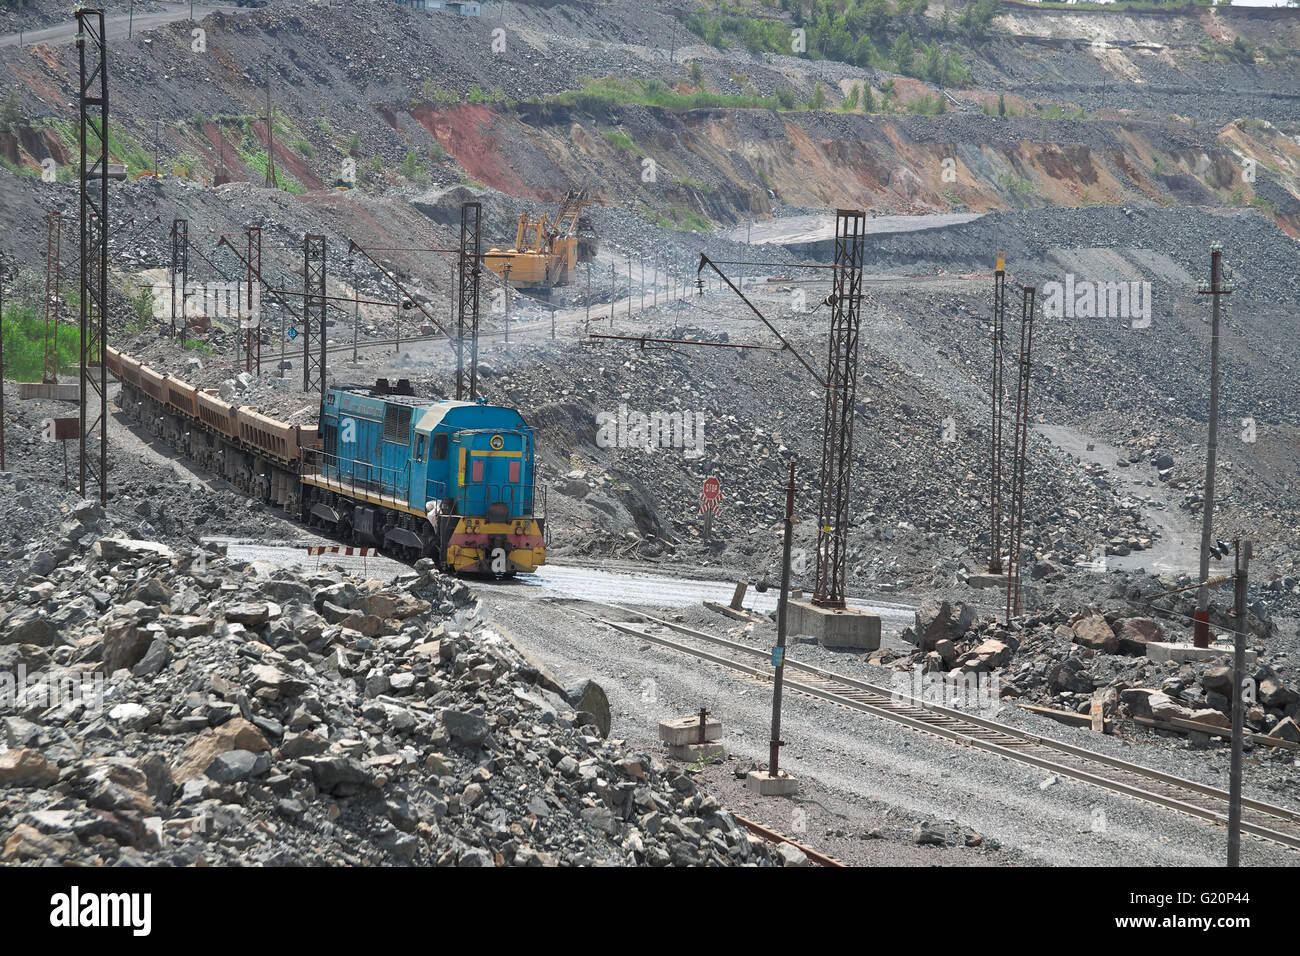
[306,546,376,557]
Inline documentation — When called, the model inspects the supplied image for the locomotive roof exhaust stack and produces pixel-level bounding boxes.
[371,378,416,397]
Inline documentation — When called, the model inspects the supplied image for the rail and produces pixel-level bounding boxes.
[576,606,1300,853]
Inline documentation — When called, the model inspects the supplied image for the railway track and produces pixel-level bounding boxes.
[585,606,1300,853]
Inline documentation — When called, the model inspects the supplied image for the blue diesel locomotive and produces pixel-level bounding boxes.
[301,379,546,573]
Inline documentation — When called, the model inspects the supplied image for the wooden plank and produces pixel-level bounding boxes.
[1090,692,1105,733]
[1019,702,1111,732]
[703,599,765,624]
[1132,715,1300,751]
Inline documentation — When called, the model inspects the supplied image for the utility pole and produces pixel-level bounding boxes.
[1194,243,1231,647]
[653,256,658,307]
[154,117,160,175]
[768,458,796,780]
[129,0,134,38]
[503,264,511,346]
[609,263,615,326]
[43,210,61,384]
[989,250,1007,573]
[171,219,187,347]
[264,75,276,189]
[77,8,109,508]
[1227,538,1252,867]
[352,282,360,364]
[627,256,632,320]
[1005,286,1037,622]
[585,261,591,322]
[811,210,865,610]
[0,262,7,473]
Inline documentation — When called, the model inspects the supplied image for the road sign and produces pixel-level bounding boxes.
[699,475,722,515]
[287,326,299,341]
[41,417,79,442]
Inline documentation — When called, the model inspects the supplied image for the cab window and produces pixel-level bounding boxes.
[432,433,448,460]
[415,435,427,462]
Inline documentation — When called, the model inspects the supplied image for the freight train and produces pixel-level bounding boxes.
[104,346,546,574]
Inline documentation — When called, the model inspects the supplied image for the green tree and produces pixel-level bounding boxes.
[863,85,876,114]
[892,32,914,76]
[690,60,703,85]
[998,92,1006,117]
[808,82,827,110]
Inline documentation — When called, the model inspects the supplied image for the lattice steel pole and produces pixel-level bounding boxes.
[1005,286,1036,622]
[989,250,1006,573]
[170,218,187,346]
[43,210,61,384]
[77,8,109,507]
[457,201,481,402]
[245,225,261,374]
[302,235,327,401]
[811,209,865,610]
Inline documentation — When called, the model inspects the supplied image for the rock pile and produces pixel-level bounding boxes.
[0,522,789,866]
[890,597,1300,744]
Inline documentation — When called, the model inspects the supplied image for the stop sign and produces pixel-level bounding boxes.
[700,476,722,514]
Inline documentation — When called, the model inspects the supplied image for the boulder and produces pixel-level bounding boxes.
[565,679,611,738]
[171,717,270,783]
[76,759,155,816]
[0,748,59,788]
[224,602,270,627]
[1048,659,1094,694]
[302,755,370,794]
[1259,679,1298,710]
[1201,666,1233,695]
[912,601,975,652]
[1071,614,1118,654]
[1115,617,1162,654]
[101,619,155,673]
[0,608,58,646]
[1268,717,1300,743]
[441,708,490,748]
[95,538,174,563]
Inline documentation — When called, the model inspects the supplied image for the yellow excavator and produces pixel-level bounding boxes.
[485,189,597,291]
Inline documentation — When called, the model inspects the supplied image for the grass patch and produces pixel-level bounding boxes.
[603,129,635,150]
[0,305,80,381]
[996,171,1036,197]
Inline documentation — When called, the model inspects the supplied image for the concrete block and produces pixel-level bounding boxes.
[667,742,727,763]
[19,382,80,402]
[745,770,798,796]
[787,599,880,650]
[1145,642,1257,666]
[659,714,722,746]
